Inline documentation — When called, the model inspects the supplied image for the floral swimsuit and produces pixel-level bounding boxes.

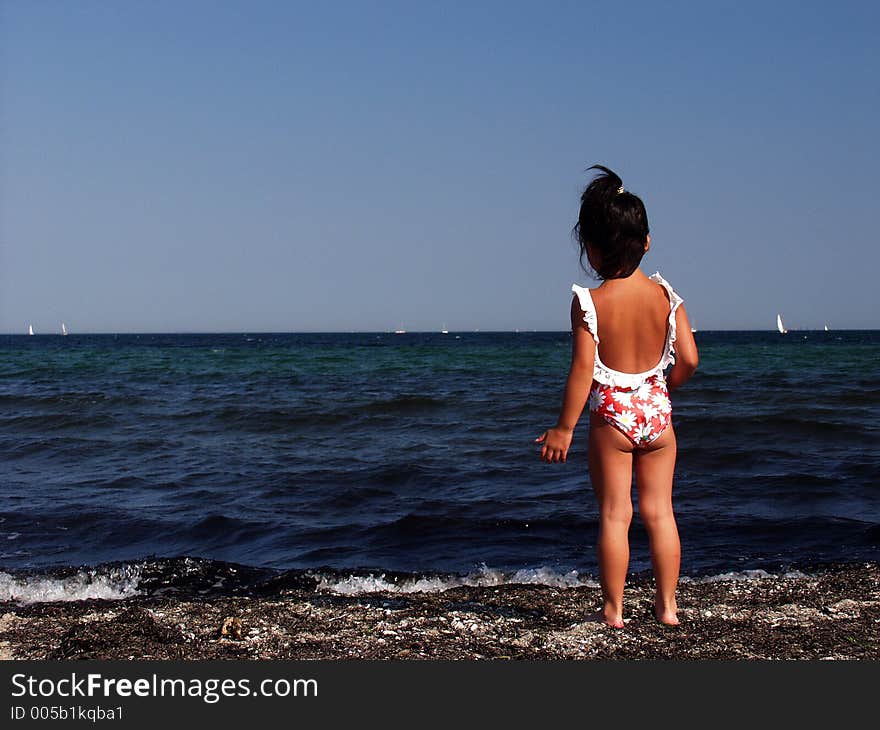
[571,273,683,448]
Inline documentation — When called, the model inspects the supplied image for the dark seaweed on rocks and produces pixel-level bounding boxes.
[50,607,186,660]
[1,562,878,660]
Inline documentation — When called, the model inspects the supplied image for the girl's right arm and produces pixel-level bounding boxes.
[666,304,699,391]
[535,296,595,462]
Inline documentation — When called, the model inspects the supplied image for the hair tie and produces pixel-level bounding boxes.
[616,185,625,195]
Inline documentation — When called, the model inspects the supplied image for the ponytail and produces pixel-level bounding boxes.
[573,165,650,280]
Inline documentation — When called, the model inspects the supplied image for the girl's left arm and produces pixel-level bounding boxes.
[535,296,596,463]
[666,304,699,391]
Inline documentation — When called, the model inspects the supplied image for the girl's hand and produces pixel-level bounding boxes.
[535,426,573,463]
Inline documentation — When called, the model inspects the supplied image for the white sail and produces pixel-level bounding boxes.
[776,314,787,334]
[61,322,68,336]
[824,324,829,332]
[28,324,34,336]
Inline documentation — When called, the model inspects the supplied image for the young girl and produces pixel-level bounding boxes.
[536,165,698,628]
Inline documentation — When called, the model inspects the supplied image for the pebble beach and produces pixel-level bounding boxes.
[2,562,877,660]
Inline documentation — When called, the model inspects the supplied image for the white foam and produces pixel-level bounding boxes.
[682,568,813,584]
[507,566,592,588]
[319,566,815,594]
[0,564,143,604]
[315,564,598,595]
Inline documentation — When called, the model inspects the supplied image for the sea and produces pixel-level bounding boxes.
[1,330,878,602]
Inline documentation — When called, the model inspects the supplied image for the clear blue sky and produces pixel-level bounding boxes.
[2,0,878,333]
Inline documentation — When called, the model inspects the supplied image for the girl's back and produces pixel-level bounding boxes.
[589,271,671,375]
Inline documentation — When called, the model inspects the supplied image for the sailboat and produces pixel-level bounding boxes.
[776,314,788,334]
[824,324,829,332]
[27,324,34,336]
[61,322,68,336]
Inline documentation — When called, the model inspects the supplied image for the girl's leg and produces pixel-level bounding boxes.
[588,415,635,627]
[634,425,680,625]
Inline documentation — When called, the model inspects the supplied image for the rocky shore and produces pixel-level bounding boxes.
[1,562,878,660]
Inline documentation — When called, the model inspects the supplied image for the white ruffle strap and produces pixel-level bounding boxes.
[571,284,599,344]
[593,362,663,389]
[649,272,683,370]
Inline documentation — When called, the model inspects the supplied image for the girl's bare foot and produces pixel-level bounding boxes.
[585,609,625,628]
[656,611,679,626]
[655,603,679,626]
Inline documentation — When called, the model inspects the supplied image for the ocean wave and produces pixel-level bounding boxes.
[0,564,143,604]
[0,412,119,432]
[0,556,840,604]
[356,395,448,415]
[681,569,811,583]
[193,405,350,431]
[312,564,598,594]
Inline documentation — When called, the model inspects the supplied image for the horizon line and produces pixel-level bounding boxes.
[1,327,875,336]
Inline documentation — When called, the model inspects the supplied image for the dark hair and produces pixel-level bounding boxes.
[573,164,650,280]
